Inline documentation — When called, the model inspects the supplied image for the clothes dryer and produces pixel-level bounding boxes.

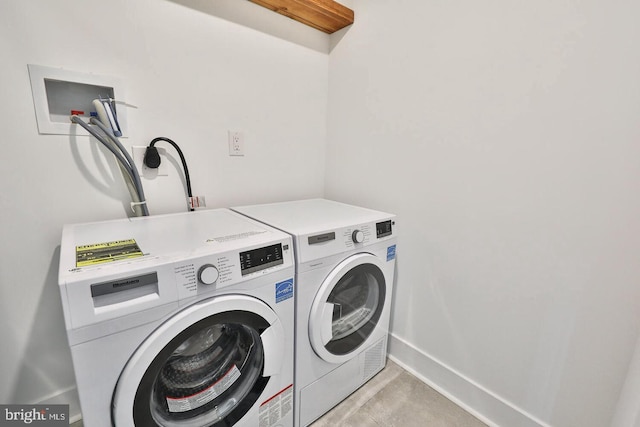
[233,199,397,427]
[58,209,295,427]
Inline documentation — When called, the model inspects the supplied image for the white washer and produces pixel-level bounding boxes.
[233,199,397,427]
[58,209,295,427]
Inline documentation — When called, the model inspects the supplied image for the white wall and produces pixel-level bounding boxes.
[612,333,640,427]
[0,0,327,418]
[326,1,640,426]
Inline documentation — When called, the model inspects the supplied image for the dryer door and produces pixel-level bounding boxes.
[112,295,284,427]
[308,253,386,364]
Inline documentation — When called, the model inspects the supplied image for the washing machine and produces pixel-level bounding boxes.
[233,199,397,427]
[58,209,295,427]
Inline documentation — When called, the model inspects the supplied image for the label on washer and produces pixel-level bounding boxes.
[166,364,241,413]
[76,239,143,267]
[275,279,293,303]
[206,230,266,243]
[387,244,396,261]
[259,384,293,427]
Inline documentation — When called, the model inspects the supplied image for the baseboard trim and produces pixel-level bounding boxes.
[388,333,552,427]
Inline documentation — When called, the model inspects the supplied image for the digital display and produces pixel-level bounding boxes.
[239,243,284,276]
[376,220,393,238]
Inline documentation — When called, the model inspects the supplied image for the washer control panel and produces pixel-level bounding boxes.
[172,240,293,299]
[239,243,284,276]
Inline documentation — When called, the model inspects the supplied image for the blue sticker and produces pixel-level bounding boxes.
[386,245,396,261]
[275,279,294,303]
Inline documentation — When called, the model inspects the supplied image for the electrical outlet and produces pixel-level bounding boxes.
[228,131,244,156]
[132,146,168,177]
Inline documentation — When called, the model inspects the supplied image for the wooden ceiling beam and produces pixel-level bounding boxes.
[249,0,354,34]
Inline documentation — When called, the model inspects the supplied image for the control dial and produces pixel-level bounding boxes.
[198,264,219,285]
[352,229,364,244]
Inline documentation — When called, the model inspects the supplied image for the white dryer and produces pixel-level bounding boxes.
[58,209,295,427]
[233,199,397,427]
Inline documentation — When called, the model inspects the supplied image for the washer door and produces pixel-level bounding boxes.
[112,295,284,427]
[308,253,386,364]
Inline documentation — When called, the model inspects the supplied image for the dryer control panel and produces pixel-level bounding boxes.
[298,217,396,265]
[307,220,394,246]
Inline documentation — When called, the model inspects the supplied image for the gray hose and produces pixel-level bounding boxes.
[71,116,143,216]
[89,118,149,216]
[71,116,148,216]
[83,121,144,216]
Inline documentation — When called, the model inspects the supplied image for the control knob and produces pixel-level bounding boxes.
[352,229,364,244]
[198,264,219,285]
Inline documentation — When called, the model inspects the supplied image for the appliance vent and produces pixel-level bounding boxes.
[363,338,385,380]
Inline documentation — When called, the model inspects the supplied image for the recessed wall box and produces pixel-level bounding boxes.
[27,64,128,136]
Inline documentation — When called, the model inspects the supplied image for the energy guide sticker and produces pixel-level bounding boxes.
[76,239,143,267]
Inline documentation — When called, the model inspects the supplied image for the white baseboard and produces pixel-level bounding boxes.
[388,333,552,427]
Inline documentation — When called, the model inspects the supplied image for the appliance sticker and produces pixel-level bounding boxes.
[275,279,294,303]
[259,384,293,427]
[75,239,143,267]
[386,245,396,261]
[166,364,241,413]
[206,230,266,243]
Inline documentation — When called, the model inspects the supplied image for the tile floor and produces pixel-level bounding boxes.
[310,360,487,427]
[70,360,486,426]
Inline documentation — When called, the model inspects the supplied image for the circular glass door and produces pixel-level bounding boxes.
[308,253,386,363]
[136,312,268,426]
[112,295,284,427]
